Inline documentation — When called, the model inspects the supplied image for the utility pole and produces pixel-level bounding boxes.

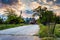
[20,10,22,17]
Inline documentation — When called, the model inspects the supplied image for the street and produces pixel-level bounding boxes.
[0,25,39,35]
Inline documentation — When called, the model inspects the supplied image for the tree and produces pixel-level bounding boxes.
[33,6,42,18]
[0,18,3,24]
[33,6,57,37]
[4,8,24,24]
[33,6,56,25]
[56,16,60,24]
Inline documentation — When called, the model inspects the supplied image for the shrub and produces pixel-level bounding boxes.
[56,16,60,24]
[55,24,60,37]
[0,18,3,24]
[38,24,49,37]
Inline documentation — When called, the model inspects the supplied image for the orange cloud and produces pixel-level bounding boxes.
[52,5,60,9]
[30,2,40,9]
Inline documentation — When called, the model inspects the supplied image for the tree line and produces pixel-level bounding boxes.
[0,6,60,24]
[0,8,25,24]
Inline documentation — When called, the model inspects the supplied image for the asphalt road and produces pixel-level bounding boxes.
[0,35,41,40]
[0,25,39,35]
[0,25,40,40]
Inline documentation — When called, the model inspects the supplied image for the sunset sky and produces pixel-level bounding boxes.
[0,0,60,17]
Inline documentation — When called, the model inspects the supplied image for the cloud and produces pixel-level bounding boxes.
[55,0,60,4]
[20,0,34,5]
[1,0,18,5]
[42,0,47,3]
[52,5,60,9]
[47,1,53,5]
[54,0,56,1]
[30,2,40,9]
[21,11,33,18]
[0,0,60,17]
[54,10,60,16]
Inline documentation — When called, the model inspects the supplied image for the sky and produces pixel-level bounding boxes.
[0,0,60,18]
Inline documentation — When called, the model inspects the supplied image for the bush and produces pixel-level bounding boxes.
[39,24,57,38]
[0,18,3,24]
[5,15,25,24]
[0,24,24,30]
[38,24,49,37]
[55,24,60,37]
[56,16,60,24]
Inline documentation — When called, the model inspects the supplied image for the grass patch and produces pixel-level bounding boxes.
[55,24,60,37]
[41,37,56,40]
[38,24,60,38]
[38,24,49,38]
[0,24,28,30]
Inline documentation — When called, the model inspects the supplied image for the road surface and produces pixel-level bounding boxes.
[0,25,39,35]
[0,35,41,40]
[0,25,40,40]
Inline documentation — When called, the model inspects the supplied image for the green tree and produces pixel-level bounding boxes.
[0,18,3,24]
[5,8,24,24]
[33,6,56,25]
[56,16,60,24]
[33,6,57,37]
